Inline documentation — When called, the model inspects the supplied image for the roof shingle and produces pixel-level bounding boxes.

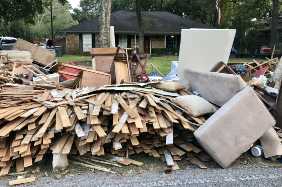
[64,10,210,34]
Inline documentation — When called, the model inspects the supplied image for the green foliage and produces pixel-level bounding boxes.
[72,0,102,22]
[30,0,77,39]
[220,0,272,52]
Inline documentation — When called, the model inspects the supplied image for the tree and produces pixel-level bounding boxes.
[97,0,112,47]
[72,0,101,22]
[271,0,280,48]
[30,0,76,40]
[0,0,68,38]
[136,0,144,54]
[220,0,271,53]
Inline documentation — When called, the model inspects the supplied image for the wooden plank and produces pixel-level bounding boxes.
[8,176,36,186]
[28,123,36,131]
[129,123,139,135]
[51,135,69,154]
[80,69,111,88]
[93,125,107,138]
[114,61,130,84]
[166,130,174,145]
[58,106,72,128]
[0,118,25,137]
[116,96,137,118]
[157,114,168,129]
[55,111,63,131]
[0,161,12,176]
[23,155,32,168]
[130,136,139,146]
[111,99,119,114]
[164,150,174,167]
[21,108,39,118]
[121,123,130,134]
[21,134,33,145]
[91,139,101,155]
[189,157,208,169]
[139,98,148,109]
[16,158,24,172]
[62,135,74,154]
[38,111,50,125]
[112,112,128,133]
[33,108,57,140]
[86,131,96,143]
[33,106,47,116]
[74,106,86,120]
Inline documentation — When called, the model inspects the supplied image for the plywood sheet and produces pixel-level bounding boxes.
[81,70,111,88]
[114,62,130,84]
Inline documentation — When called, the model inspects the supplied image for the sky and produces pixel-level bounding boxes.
[68,0,80,9]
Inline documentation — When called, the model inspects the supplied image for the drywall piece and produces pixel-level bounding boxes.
[260,127,282,158]
[194,86,275,168]
[183,69,246,106]
[178,29,236,79]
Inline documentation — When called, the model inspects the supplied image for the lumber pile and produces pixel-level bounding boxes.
[0,83,206,175]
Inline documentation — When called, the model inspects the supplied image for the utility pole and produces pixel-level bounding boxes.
[50,1,54,41]
[271,0,279,48]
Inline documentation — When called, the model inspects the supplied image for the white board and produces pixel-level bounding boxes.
[82,34,92,52]
[110,26,116,48]
[178,29,236,77]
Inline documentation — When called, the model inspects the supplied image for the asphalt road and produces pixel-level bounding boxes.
[1,155,282,186]
[10,167,282,187]
[0,164,280,187]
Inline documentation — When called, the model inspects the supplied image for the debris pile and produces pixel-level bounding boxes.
[1,33,282,183]
[0,83,210,175]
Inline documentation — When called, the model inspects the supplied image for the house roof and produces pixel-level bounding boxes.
[64,10,210,35]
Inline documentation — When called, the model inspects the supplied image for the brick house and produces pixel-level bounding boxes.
[63,10,209,54]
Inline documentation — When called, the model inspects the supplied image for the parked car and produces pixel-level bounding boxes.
[0,37,17,50]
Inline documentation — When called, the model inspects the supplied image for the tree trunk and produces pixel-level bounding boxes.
[270,0,279,48]
[97,0,112,48]
[136,0,145,54]
[50,2,54,40]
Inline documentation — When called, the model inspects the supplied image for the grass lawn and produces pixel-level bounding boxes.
[58,55,91,64]
[58,54,253,75]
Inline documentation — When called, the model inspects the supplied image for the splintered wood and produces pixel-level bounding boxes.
[0,83,204,175]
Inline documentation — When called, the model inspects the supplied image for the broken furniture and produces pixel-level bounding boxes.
[183,69,246,106]
[194,86,275,168]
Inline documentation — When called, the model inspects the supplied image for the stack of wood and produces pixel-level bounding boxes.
[0,83,206,176]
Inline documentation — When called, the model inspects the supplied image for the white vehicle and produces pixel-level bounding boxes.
[0,37,17,50]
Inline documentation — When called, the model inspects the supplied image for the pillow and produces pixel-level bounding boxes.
[174,95,217,117]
